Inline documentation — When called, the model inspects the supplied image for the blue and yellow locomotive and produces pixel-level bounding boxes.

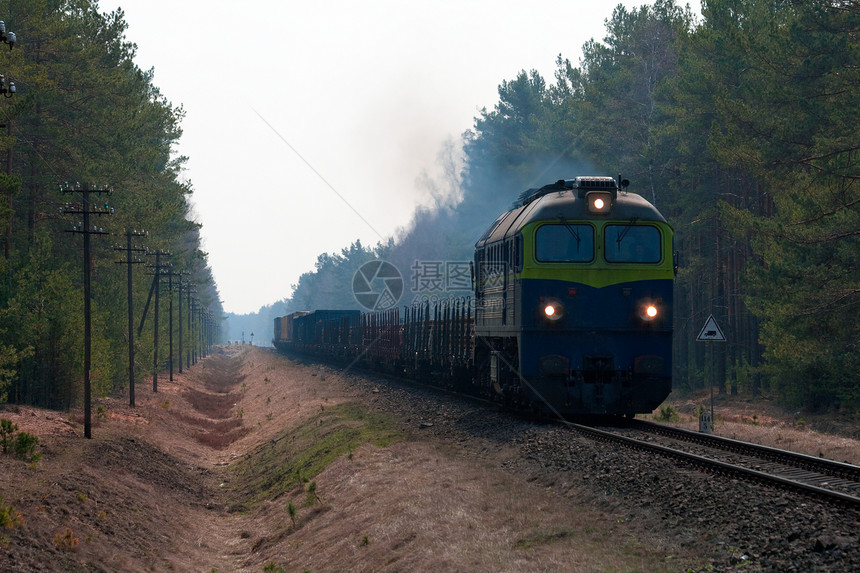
[473,176,674,416]
[274,176,674,419]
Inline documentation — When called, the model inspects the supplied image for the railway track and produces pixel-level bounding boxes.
[284,350,860,508]
[567,419,860,507]
[377,366,860,507]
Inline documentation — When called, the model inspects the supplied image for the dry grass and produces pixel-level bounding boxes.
[239,441,673,573]
[717,421,859,465]
[656,394,860,465]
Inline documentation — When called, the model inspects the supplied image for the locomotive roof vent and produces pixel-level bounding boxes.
[513,175,630,207]
[569,176,626,199]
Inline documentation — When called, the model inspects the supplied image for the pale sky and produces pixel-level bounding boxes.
[98,0,699,315]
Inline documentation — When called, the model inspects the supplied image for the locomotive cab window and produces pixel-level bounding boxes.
[604,224,661,263]
[535,224,594,262]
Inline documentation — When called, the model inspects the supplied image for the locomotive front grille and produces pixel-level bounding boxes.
[583,354,614,384]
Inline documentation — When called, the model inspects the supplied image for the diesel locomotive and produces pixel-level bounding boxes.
[274,176,674,418]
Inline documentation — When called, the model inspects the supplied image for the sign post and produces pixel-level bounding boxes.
[696,314,726,433]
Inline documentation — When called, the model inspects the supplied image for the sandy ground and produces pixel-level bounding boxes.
[0,346,856,571]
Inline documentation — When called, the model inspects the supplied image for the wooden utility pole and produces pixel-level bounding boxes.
[168,270,174,381]
[138,249,171,392]
[177,275,183,374]
[186,286,193,369]
[59,184,113,439]
[163,270,189,380]
[114,230,147,407]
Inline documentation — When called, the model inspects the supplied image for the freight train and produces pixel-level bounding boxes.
[274,176,674,418]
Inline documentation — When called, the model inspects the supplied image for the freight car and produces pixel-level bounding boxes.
[274,176,674,418]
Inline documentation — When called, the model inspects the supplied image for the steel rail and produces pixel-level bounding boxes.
[565,421,860,508]
[626,419,860,481]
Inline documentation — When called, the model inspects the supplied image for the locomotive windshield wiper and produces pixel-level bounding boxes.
[564,224,582,251]
[615,217,639,248]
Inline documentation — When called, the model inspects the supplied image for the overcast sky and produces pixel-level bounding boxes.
[98,0,699,315]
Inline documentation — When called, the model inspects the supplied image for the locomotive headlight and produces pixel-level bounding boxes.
[541,298,564,322]
[639,302,659,322]
[586,191,613,215]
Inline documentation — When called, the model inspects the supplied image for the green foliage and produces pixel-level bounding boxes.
[514,529,577,550]
[655,404,680,423]
[0,418,17,453]
[230,402,403,511]
[305,480,321,506]
[262,564,285,573]
[286,501,297,529]
[0,2,223,409]
[288,240,383,311]
[0,344,32,406]
[238,0,859,413]
[3,0,855,414]
[0,416,40,463]
[712,2,860,410]
[560,1,693,183]
[463,0,858,411]
[13,431,40,463]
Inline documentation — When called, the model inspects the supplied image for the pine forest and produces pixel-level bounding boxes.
[2,1,858,415]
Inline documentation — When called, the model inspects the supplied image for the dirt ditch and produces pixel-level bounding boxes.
[0,346,857,571]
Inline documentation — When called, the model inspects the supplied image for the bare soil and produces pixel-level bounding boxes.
[0,347,857,572]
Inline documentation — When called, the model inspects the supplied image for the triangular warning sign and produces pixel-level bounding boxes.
[696,314,726,342]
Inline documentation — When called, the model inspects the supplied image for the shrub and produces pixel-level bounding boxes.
[655,404,680,423]
[1,419,41,464]
[0,498,24,529]
[305,481,322,506]
[53,528,78,551]
[0,418,17,453]
[13,431,40,463]
[286,501,297,529]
